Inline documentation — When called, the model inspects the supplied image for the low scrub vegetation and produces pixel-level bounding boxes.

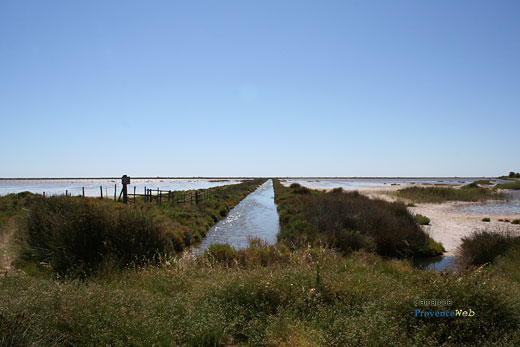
[395,186,503,203]
[1,243,520,345]
[496,181,520,190]
[414,214,430,225]
[273,180,443,258]
[482,217,491,222]
[457,230,520,268]
[8,179,265,278]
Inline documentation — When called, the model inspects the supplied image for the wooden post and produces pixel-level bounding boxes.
[65,189,68,196]
[43,192,45,198]
[121,175,130,204]
[157,188,160,204]
[195,191,199,204]
[82,187,85,197]
[100,186,103,199]
[114,184,117,201]
[133,186,136,204]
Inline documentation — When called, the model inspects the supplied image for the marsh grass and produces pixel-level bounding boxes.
[395,186,503,203]
[496,181,520,190]
[9,179,265,278]
[457,230,520,268]
[1,243,520,346]
[273,180,443,258]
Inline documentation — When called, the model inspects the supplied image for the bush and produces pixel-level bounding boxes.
[273,180,443,258]
[205,244,237,265]
[17,196,174,278]
[482,217,491,222]
[457,230,520,268]
[512,219,520,225]
[414,214,430,225]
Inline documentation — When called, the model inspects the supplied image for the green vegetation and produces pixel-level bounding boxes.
[457,230,520,268]
[508,172,520,178]
[5,179,265,278]
[496,181,520,190]
[395,186,503,203]
[414,214,430,225]
[3,179,520,345]
[512,219,520,225]
[1,243,520,345]
[482,217,491,222]
[407,202,416,207]
[274,180,443,258]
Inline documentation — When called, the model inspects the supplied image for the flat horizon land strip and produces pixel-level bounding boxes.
[2,178,520,345]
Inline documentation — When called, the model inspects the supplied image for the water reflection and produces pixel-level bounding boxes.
[193,179,280,255]
[413,256,456,272]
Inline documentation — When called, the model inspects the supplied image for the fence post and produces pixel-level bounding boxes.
[134,186,136,204]
[43,192,45,198]
[82,187,85,197]
[114,184,117,201]
[195,191,199,204]
[157,188,160,204]
[65,190,68,196]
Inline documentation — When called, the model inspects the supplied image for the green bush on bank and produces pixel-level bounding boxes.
[273,180,444,258]
[457,230,520,268]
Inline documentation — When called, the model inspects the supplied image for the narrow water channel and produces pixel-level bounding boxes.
[193,179,280,255]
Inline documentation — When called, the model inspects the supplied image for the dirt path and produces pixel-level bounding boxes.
[0,217,15,276]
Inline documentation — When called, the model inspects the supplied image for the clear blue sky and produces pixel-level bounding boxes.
[1,1,519,177]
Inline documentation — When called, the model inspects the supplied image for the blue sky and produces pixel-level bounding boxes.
[1,1,519,177]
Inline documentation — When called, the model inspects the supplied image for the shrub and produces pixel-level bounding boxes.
[482,218,491,222]
[17,196,174,278]
[407,203,416,207]
[414,214,430,225]
[512,219,520,225]
[205,244,237,265]
[457,230,520,268]
[273,180,443,258]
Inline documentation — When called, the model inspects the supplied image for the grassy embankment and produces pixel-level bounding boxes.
[2,241,520,345]
[2,179,520,345]
[2,178,265,278]
[273,180,443,258]
[395,184,504,203]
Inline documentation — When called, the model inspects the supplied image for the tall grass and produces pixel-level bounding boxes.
[1,244,520,345]
[457,229,520,268]
[17,196,174,278]
[273,180,444,258]
[395,186,503,203]
[496,181,520,190]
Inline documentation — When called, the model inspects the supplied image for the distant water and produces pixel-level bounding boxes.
[455,201,520,216]
[193,179,279,255]
[0,178,242,197]
[280,178,511,191]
